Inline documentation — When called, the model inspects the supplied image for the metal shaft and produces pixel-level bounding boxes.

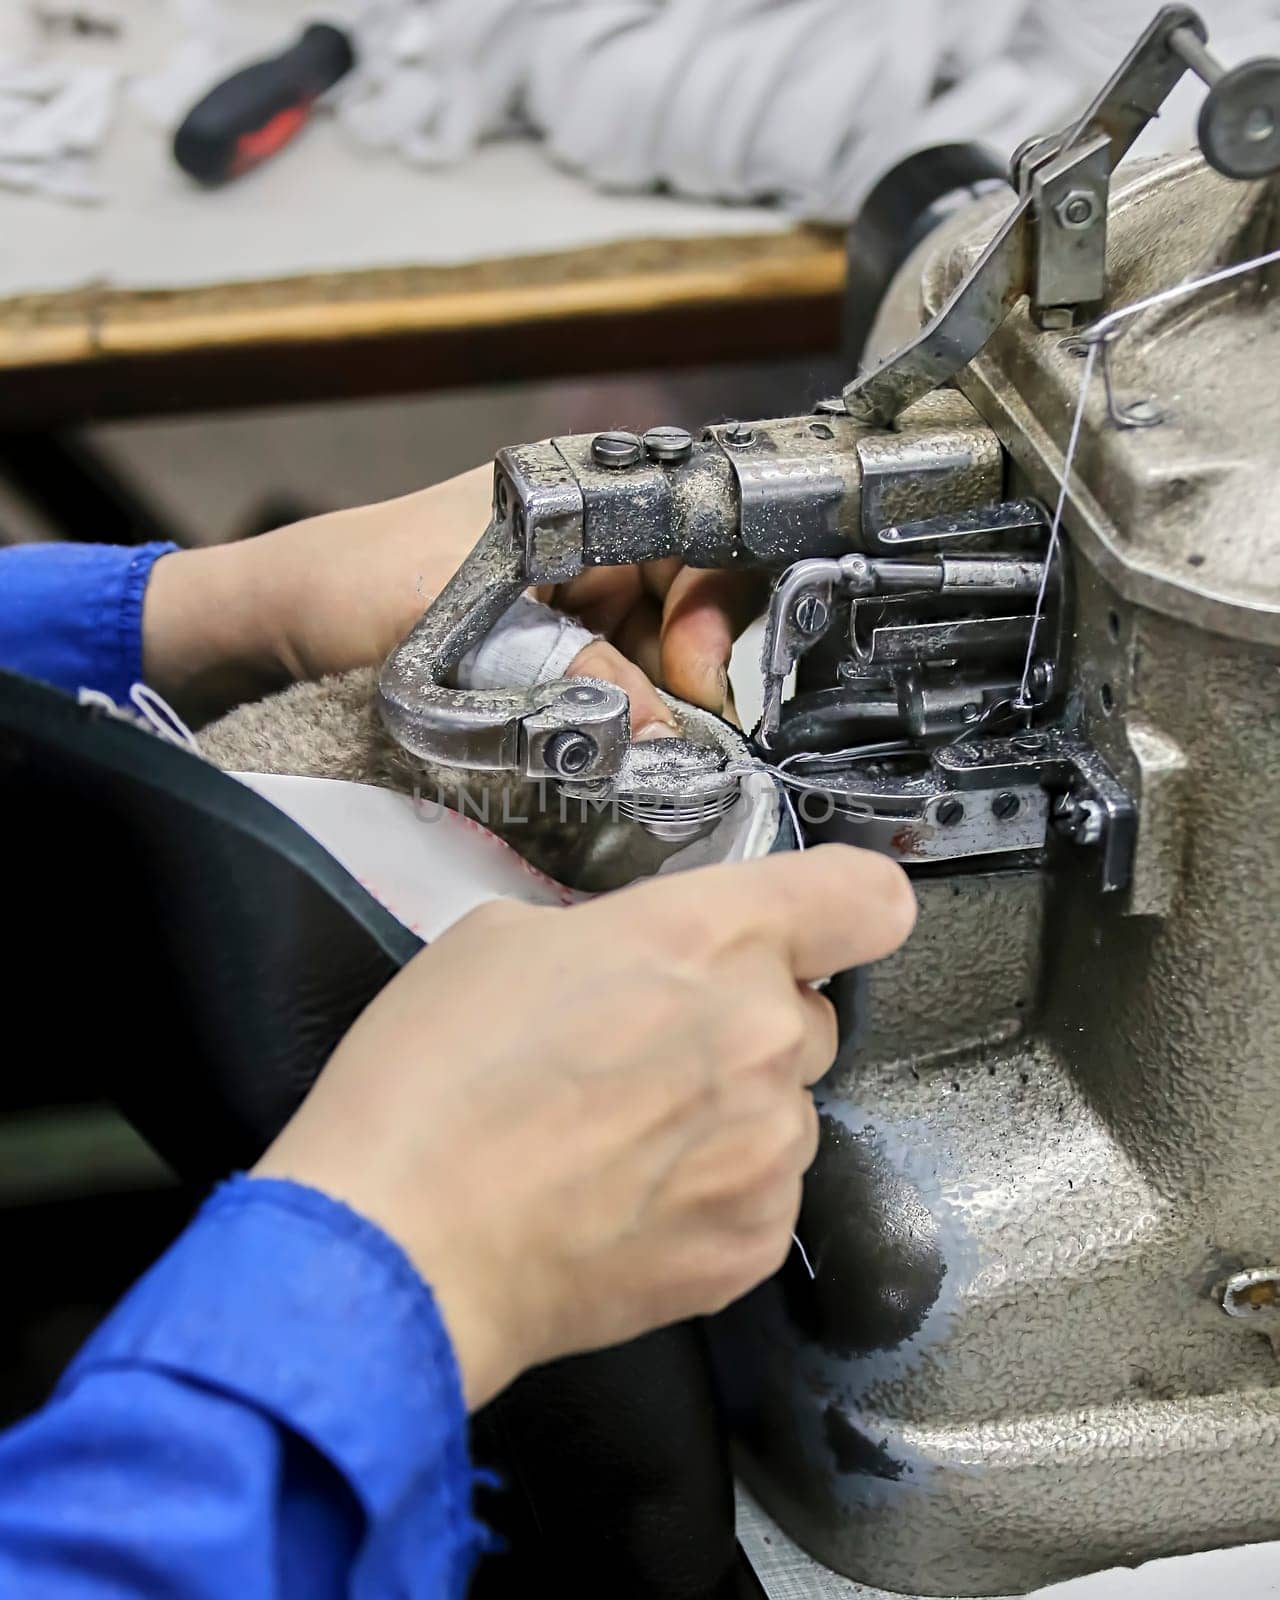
[1169,24,1224,87]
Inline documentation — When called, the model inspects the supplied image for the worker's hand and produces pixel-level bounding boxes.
[535,559,766,727]
[252,845,916,1409]
[142,465,760,729]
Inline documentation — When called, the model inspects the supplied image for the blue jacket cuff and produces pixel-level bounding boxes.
[0,541,178,704]
[62,1176,476,1534]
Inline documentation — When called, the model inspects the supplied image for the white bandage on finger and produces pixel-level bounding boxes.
[454,594,597,692]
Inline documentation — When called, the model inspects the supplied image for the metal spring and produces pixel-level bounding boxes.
[618,789,741,843]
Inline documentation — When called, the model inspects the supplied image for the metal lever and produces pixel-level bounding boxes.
[840,5,1280,426]
[377,511,630,778]
[757,552,1046,743]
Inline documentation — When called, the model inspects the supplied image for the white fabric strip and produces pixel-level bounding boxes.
[454,594,595,692]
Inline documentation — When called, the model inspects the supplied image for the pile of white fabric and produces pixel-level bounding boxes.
[0,8,119,201]
[5,0,1280,212]
[338,0,1280,217]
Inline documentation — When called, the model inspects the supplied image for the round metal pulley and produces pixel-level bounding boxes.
[1198,57,1280,180]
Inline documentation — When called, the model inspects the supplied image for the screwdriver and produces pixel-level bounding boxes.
[173,22,356,184]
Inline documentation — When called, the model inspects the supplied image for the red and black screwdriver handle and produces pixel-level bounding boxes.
[173,23,356,184]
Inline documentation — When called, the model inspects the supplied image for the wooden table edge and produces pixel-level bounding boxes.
[0,230,846,372]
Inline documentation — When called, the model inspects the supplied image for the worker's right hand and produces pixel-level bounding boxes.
[252,845,915,1409]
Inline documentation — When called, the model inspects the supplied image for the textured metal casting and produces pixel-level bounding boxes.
[710,150,1280,1597]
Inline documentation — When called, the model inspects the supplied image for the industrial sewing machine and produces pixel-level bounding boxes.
[371,8,1280,1596]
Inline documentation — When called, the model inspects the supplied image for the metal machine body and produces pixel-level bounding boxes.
[376,10,1280,1594]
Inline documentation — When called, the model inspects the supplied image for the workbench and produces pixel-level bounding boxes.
[0,133,845,428]
[0,127,844,537]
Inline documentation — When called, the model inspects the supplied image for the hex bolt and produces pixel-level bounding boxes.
[545,729,598,777]
[792,594,829,636]
[936,796,965,827]
[1054,189,1098,230]
[591,430,644,469]
[992,791,1022,821]
[642,425,694,465]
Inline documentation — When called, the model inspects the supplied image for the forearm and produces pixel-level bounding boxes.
[142,481,488,723]
[141,539,293,722]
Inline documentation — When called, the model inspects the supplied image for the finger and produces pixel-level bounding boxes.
[613,596,665,686]
[660,568,767,714]
[796,985,839,1087]
[721,981,838,1102]
[639,556,684,603]
[551,566,644,639]
[722,949,838,1091]
[630,844,918,982]
[566,639,679,738]
[681,1097,817,1223]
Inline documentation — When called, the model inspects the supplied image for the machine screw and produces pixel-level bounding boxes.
[591,430,644,468]
[560,684,607,707]
[992,791,1022,821]
[935,796,965,827]
[1054,189,1099,230]
[544,729,598,777]
[792,594,829,635]
[643,425,694,465]
[1120,397,1164,427]
[723,422,756,448]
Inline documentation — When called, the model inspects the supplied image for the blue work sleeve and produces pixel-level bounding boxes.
[0,541,178,703]
[0,1176,492,1599]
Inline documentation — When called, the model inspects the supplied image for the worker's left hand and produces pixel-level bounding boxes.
[143,464,761,727]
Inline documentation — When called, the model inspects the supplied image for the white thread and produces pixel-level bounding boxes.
[129,682,199,751]
[792,1228,817,1280]
[77,682,199,752]
[76,687,120,715]
[1018,243,1280,709]
[1087,247,1280,342]
[1016,341,1097,709]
